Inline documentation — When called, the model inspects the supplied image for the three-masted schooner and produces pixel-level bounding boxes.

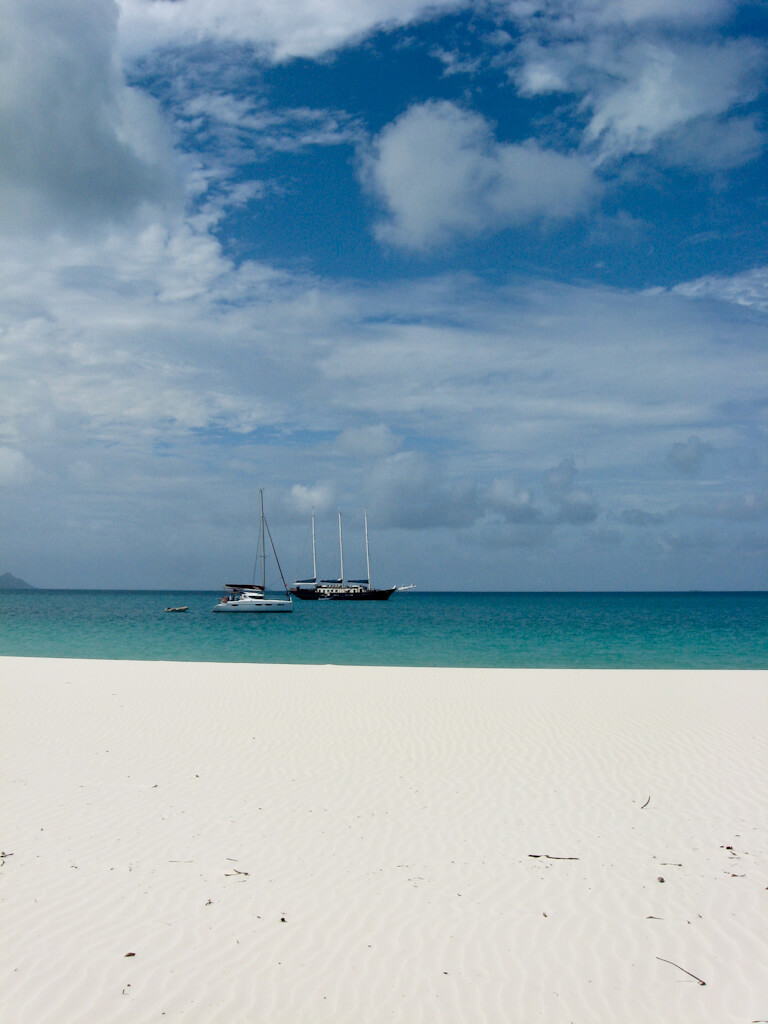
[290,509,398,601]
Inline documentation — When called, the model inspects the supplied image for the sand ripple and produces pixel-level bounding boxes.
[2,659,766,1022]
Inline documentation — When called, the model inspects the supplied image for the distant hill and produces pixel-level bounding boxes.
[0,572,35,589]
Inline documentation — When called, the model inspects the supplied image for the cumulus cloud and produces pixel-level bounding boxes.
[666,436,712,476]
[361,100,599,249]
[366,452,478,528]
[2,243,766,584]
[288,482,336,516]
[0,0,179,235]
[542,457,599,524]
[484,463,600,531]
[486,477,543,523]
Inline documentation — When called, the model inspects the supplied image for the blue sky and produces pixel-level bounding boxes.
[1,0,767,590]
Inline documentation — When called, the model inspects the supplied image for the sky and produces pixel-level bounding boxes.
[1,0,767,591]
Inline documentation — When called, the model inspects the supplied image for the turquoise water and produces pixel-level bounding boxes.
[0,590,766,667]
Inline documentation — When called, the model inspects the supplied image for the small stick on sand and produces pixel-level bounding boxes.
[656,956,706,985]
[528,854,580,860]
[641,795,651,809]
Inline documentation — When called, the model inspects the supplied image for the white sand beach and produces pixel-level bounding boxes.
[1,657,766,1023]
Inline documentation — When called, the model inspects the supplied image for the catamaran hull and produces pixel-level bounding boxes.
[213,599,293,612]
[289,587,395,601]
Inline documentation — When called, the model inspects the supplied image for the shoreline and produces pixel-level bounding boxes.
[2,658,766,1023]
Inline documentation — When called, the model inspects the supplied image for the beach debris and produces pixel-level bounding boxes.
[124,952,135,957]
[528,854,579,860]
[641,796,651,809]
[657,876,665,883]
[656,957,706,985]
[224,867,249,877]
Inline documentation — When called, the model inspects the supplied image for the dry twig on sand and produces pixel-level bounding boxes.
[528,854,580,860]
[656,956,706,985]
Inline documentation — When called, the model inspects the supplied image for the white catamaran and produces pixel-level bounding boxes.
[213,490,293,612]
[290,508,411,601]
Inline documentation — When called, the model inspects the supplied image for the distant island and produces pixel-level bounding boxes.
[0,572,35,589]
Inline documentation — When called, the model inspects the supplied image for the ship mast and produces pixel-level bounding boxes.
[338,509,344,583]
[311,510,317,581]
[364,508,371,588]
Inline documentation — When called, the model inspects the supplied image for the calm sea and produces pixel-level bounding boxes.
[0,590,766,668]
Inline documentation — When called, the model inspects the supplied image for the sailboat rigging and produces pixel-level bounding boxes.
[213,490,293,612]
[290,508,409,601]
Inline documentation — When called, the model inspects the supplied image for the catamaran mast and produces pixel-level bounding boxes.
[364,508,371,587]
[338,509,344,582]
[259,489,266,590]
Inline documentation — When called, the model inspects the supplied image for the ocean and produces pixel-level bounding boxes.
[0,590,766,668]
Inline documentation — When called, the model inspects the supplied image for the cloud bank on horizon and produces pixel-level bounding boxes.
[0,0,766,589]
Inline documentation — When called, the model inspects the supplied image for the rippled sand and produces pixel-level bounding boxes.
[2,658,766,1023]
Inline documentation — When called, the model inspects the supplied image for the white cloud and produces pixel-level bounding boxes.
[4,234,763,487]
[515,53,570,96]
[117,0,464,61]
[311,275,765,467]
[288,483,337,516]
[2,236,766,584]
[0,0,180,236]
[660,114,764,170]
[366,452,478,528]
[181,93,363,156]
[504,4,766,169]
[362,100,599,249]
[671,267,768,313]
[334,424,401,457]
[504,0,735,34]
[0,446,31,485]
[1,0,765,589]
[430,45,483,77]
[582,40,765,163]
